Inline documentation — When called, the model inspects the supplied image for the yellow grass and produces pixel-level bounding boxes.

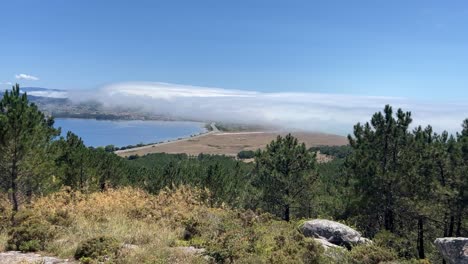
[27,186,213,263]
[0,232,7,252]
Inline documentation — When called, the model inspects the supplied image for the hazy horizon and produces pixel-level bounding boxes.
[7,81,465,136]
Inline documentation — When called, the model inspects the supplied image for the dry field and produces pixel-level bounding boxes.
[116,131,348,158]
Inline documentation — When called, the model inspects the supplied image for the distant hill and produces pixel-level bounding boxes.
[0,86,174,121]
[21,87,65,92]
[20,87,68,99]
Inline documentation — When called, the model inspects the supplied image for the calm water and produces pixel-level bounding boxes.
[55,118,207,147]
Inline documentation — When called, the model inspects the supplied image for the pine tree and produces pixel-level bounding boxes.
[346,105,412,235]
[254,134,317,221]
[56,131,89,190]
[0,84,59,211]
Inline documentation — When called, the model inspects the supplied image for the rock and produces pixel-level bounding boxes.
[313,237,342,250]
[434,237,468,264]
[173,247,213,262]
[300,219,371,249]
[0,251,76,264]
[174,246,206,255]
[122,243,139,250]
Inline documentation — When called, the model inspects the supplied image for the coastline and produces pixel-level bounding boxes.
[114,122,218,154]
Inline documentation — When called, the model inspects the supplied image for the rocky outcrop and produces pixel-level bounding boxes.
[300,219,371,249]
[313,237,342,250]
[434,237,468,264]
[0,251,76,264]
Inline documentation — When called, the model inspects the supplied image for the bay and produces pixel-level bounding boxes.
[54,118,207,147]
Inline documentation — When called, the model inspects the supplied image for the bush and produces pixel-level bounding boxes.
[204,214,325,264]
[237,150,256,159]
[373,230,417,259]
[309,145,353,159]
[46,209,73,227]
[6,210,54,252]
[182,217,200,240]
[347,244,397,264]
[74,236,120,261]
[0,200,11,232]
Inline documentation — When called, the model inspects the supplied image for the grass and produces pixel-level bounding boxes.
[0,232,8,252]
[0,187,326,263]
[29,186,210,263]
[0,186,406,263]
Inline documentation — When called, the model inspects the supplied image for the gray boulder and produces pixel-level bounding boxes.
[0,251,76,263]
[434,237,468,264]
[313,237,342,250]
[300,219,371,249]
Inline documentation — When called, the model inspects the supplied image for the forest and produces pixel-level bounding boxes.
[0,84,466,263]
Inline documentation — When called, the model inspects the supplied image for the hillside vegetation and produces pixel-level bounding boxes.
[0,84,467,263]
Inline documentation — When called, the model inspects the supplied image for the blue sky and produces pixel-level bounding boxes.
[1,0,468,100]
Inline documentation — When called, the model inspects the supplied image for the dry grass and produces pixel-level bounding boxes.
[117,131,347,157]
[0,193,11,253]
[1,187,332,263]
[26,187,213,263]
[0,232,7,252]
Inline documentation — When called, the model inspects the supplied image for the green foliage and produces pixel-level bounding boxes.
[237,150,256,159]
[104,144,116,152]
[125,153,253,207]
[346,105,413,235]
[193,210,324,264]
[6,210,54,252]
[346,105,468,262]
[74,236,120,261]
[0,84,60,211]
[253,134,317,221]
[46,209,73,227]
[347,244,397,264]
[309,145,353,159]
[313,159,350,219]
[374,230,416,259]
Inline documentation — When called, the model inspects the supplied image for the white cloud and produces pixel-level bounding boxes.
[15,73,39,81]
[0,82,13,85]
[25,90,68,98]
[70,82,468,135]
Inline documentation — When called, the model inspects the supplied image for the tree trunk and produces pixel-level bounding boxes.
[448,215,455,237]
[443,213,449,237]
[384,193,394,233]
[417,217,425,259]
[10,160,19,212]
[384,208,394,232]
[283,204,290,222]
[455,213,462,237]
[79,156,84,190]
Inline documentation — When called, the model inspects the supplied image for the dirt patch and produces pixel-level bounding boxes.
[117,131,347,157]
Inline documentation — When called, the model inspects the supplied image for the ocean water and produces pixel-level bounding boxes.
[54,118,207,147]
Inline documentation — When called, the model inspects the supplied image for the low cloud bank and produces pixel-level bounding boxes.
[69,82,467,135]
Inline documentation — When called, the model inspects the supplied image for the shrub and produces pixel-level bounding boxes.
[46,209,73,227]
[74,236,120,261]
[347,244,397,264]
[237,150,256,159]
[373,230,417,259]
[0,201,10,232]
[182,217,200,240]
[6,210,54,252]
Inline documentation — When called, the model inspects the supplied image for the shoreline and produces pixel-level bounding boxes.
[114,122,218,154]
